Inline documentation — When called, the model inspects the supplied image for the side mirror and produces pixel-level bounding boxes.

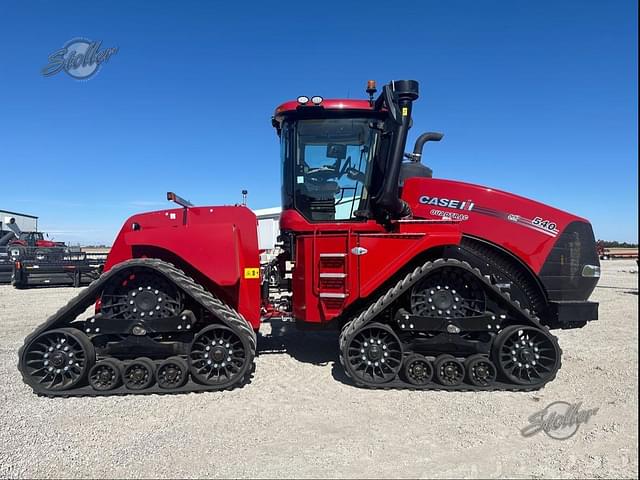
[326,143,347,159]
[383,85,402,125]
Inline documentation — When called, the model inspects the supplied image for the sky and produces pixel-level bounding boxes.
[0,0,637,244]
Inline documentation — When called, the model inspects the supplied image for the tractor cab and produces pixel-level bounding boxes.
[274,98,384,222]
[273,81,442,227]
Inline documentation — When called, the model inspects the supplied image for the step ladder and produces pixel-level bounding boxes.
[317,252,349,316]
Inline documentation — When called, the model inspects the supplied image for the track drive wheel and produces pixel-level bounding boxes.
[156,356,189,389]
[89,359,122,391]
[343,322,403,385]
[403,354,433,386]
[465,354,497,387]
[100,268,183,321]
[492,325,561,387]
[123,357,155,390]
[189,324,252,388]
[434,354,465,386]
[20,328,95,392]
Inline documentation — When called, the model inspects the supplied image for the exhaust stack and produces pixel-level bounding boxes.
[373,80,420,220]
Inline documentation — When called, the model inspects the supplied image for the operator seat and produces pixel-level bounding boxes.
[299,180,340,221]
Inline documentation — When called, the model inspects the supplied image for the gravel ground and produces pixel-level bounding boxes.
[0,260,637,479]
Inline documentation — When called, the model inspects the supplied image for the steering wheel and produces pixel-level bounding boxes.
[306,166,339,183]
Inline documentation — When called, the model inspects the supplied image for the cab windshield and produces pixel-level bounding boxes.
[281,117,379,221]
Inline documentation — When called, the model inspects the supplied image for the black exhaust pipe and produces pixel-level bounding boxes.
[412,132,443,158]
[374,80,419,219]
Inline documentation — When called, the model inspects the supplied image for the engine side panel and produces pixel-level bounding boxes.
[105,206,261,329]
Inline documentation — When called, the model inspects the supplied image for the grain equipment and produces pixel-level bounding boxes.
[1,217,106,288]
[18,80,600,396]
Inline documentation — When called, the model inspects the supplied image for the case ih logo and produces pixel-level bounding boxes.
[419,196,474,211]
[42,38,118,80]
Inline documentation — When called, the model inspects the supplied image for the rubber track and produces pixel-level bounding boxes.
[17,258,257,397]
[338,258,562,391]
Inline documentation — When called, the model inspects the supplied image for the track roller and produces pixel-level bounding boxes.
[156,356,189,389]
[434,355,465,386]
[123,357,156,390]
[189,324,252,388]
[465,354,497,387]
[492,325,561,387]
[402,354,433,386]
[89,359,122,391]
[20,328,95,391]
[343,322,403,385]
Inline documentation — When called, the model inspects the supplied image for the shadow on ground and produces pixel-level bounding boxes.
[257,319,352,384]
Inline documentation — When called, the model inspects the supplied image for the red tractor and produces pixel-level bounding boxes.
[1,217,67,261]
[19,80,600,396]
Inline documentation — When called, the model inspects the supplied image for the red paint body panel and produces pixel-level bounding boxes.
[280,208,385,234]
[401,178,588,273]
[283,210,461,324]
[105,206,261,329]
[358,225,461,298]
[274,99,373,116]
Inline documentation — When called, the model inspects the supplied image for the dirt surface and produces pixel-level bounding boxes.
[0,260,637,479]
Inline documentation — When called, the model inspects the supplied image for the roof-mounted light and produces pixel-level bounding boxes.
[311,96,323,105]
[297,96,309,105]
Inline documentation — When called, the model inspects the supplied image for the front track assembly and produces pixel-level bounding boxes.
[18,259,256,397]
[339,259,562,391]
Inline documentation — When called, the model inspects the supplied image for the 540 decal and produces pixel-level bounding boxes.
[532,217,559,234]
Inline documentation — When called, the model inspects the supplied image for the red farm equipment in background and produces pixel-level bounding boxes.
[18,80,600,396]
[1,217,105,288]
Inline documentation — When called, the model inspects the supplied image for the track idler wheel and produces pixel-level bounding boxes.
[434,354,465,386]
[343,322,403,385]
[20,328,95,392]
[403,354,433,386]
[156,356,188,389]
[123,357,155,390]
[465,354,497,387]
[188,324,251,388]
[492,325,561,387]
[89,359,122,391]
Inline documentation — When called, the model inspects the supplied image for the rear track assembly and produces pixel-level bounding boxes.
[18,259,256,397]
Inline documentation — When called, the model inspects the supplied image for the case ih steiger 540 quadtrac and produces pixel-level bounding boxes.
[18,80,600,396]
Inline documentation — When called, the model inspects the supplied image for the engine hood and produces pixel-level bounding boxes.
[401,177,593,273]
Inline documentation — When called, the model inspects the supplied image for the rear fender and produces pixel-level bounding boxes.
[105,206,261,329]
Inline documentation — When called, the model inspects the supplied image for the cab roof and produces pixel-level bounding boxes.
[274,99,373,117]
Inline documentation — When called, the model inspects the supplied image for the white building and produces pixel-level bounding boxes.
[0,210,38,233]
[254,207,281,251]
